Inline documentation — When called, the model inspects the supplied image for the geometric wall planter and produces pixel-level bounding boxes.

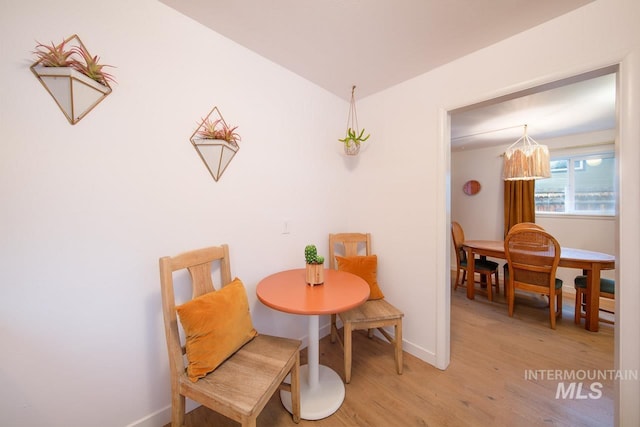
[191,138,239,182]
[30,34,113,125]
[190,107,240,182]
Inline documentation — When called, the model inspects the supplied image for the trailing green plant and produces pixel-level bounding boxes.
[196,118,241,145]
[338,127,370,147]
[304,245,324,265]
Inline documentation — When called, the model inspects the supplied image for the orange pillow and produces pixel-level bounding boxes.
[336,255,385,300]
[176,278,258,382]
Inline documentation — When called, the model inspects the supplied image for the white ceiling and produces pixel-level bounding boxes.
[159,0,615,149]
[159,0,593,99]
[450,68,617,150]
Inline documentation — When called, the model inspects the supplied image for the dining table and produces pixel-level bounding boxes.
[256,268,369,420]
[463,240,615,332]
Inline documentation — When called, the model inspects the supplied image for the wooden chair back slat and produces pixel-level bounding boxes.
[160,244,232,381]
[329,232,372,268]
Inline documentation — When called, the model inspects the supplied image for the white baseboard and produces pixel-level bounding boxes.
[401,337,438,367]
[126,400,200,427]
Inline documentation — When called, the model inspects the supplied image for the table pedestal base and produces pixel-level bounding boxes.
[280,364,345,420]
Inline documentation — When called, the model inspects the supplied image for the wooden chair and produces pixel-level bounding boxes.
[503,222,545,296]
[451,221,500,300]
[328,233,404,384]
[504,229,563,329]
[159,244,301,427]
[574,275,615,325]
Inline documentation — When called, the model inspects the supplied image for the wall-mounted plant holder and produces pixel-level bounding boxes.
[30,34,114,125]
[190,106,241,182]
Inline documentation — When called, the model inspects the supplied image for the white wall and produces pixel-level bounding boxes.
[0,1,351,426]
[2,0,639,426]
[452,144,507,240]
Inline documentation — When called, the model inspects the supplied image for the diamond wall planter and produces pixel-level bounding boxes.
[30,34,112,125]
[190,106,241,182]
[31,65,112,124]
[191,138,239,182]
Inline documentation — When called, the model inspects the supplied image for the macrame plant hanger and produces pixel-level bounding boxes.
[340,85,369,155]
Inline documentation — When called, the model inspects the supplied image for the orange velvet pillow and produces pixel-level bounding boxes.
[176,278,258,382]
[336,255,385,300]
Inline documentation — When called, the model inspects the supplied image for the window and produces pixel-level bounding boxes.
[535,152,615,215]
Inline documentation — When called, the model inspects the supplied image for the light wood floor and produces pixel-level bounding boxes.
[168,281,614,427]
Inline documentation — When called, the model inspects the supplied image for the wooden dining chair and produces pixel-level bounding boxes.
[503,222,545,296]
[328,233,404,384]
[574,275,615,325]
[451,221,500,300]
[159,244,301,427]
[504,228,563,329]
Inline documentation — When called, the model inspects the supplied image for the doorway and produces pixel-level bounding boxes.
[445,66,619,422]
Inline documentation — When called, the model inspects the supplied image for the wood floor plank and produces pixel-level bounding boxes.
[166,282,614,427]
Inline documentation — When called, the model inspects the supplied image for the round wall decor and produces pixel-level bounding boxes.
[463,180,481,196]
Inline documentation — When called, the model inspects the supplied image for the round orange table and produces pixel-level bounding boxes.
[257,268,369,420]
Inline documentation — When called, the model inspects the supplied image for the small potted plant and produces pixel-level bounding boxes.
[304,245,325,286]
[190,106,242,182]
[30,34,115,124]
[339,127,370,155]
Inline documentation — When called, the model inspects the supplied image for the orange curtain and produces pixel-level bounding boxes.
[503,180,535,237]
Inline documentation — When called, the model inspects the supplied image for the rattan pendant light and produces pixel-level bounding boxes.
[503,125,551,180]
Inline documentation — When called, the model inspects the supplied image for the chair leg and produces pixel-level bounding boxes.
[394,321,403,375]
[486,272,493,301]
[549,292,557,329]
[508,283,515,317]
[344,322,353,383]
[291,351,301,423]
[171,392,185,427]
[574,288,583,324]
[330,314,337,343]
[454,268,461,290]
[557,291,563,319]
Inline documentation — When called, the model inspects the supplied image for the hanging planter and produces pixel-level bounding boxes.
[190,107,241,182]
[338,85,370,156]
[30,34,115,125]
